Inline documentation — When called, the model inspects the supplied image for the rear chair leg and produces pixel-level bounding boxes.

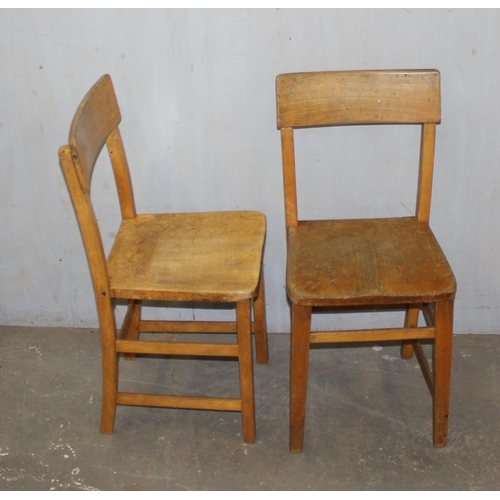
[100,325,118,434]
[124,300,141,360]
[401,304,420,359]
[253,270,268,364]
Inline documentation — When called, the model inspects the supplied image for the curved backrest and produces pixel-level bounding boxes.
[69,74,121,194]
[277,70,440,129]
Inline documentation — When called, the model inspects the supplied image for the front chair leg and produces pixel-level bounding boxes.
[237,299,256,444]
[433,299,454,447]
[290,304,312,453]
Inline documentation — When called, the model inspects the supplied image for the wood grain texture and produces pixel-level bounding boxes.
[286,217,456,306]
[277,70,440,129]
[107,212,266,302]
[68,75,120,193]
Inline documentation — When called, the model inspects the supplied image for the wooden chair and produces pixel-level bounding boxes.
[59,74,268,443]
[276,70,456,452]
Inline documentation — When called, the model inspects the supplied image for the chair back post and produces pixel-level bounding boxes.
[276,70,441,223]
[59,76,124,339]
[106,127,137,220]
[58,145,117,335]
[416,122,437,224]
[60,143,118,432]
[280,127,299,228]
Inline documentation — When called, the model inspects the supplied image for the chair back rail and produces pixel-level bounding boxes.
[276,70,441,128]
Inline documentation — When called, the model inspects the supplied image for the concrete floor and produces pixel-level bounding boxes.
[1,325,500,490]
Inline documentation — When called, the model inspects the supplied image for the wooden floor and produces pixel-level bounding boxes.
[1,325,499,491]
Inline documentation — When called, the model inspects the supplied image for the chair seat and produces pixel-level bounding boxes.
[108,211,266,302]
[286,217,456,307]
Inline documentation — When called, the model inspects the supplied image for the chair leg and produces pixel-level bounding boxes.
[99,323,118,434]
[401,304,420,359]
[124,299,141,361]
[433,299,454,447]
[290,304,312,453]
[237,299,256,444]
[253,269,268,364]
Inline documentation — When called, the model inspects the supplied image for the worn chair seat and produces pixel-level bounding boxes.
[108,211,266,302]
[286,217,455,306]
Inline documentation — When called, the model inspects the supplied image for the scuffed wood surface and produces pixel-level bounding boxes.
[277,70,441,128]
[69,75,120,193]
[286,217,456,306]
[108,211,266,302]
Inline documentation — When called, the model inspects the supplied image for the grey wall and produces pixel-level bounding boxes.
[1,9,499,334]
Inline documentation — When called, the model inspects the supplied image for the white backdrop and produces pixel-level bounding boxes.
[1,8,499,334]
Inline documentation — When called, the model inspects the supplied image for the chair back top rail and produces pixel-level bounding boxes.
[277,70,441,129]
[68,74,121,193]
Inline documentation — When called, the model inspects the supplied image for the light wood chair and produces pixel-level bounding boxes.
[59,74,268,443]
[276,70,456,452]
